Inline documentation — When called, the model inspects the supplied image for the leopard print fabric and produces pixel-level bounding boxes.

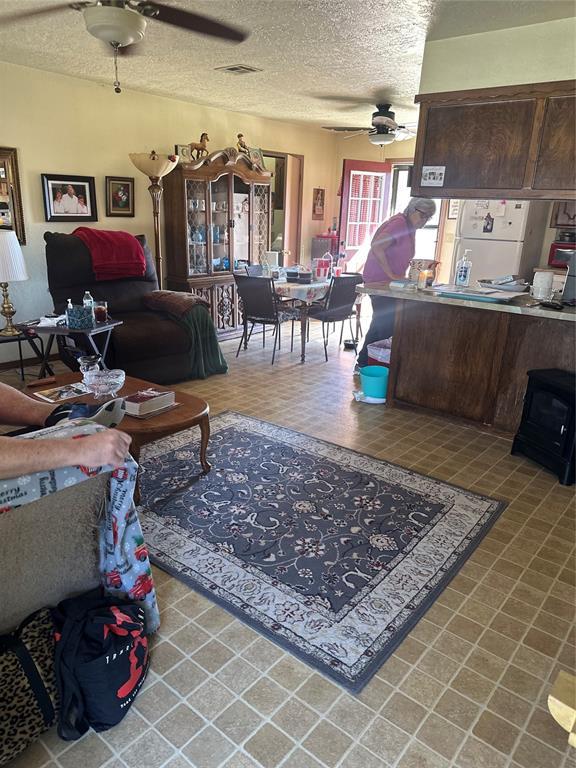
[0,609,59,766]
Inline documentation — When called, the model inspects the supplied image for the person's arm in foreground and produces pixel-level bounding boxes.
[0,430,132,480]
[0,381,56,427]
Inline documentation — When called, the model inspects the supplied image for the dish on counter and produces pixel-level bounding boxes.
[478,279,529,293]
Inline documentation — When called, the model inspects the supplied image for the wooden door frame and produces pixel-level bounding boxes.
[262,150,304,260]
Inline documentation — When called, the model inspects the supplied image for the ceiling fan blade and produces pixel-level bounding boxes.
[316,94,370,105]
[322,126,368,132]
[145,2,247,42]
[343,131,370,139]
[0,3,81,24]
[394,127,416,140]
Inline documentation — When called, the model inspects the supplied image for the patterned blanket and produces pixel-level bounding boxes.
[1,420,160,633]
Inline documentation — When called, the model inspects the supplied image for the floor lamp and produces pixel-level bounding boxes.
[129,150,178,288]
[0,230,28,336]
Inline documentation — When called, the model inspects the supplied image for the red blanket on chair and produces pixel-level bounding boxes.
[73,227,147,281]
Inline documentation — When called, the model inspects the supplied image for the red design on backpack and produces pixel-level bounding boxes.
[106,606,149,699]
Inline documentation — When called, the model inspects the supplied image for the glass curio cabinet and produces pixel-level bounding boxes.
[163,149,272,337]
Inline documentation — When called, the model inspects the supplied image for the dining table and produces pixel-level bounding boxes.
[274,279,330,363]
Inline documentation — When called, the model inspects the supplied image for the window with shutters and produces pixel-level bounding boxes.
[345,171,388,249]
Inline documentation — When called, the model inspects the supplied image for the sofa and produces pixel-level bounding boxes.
[0,475,104,633]
[44,231,226,384]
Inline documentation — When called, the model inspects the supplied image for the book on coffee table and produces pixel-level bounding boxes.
[124,388,176,416]
[126,402,181,420]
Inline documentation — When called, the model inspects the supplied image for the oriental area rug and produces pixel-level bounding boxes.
[138,412,505,691]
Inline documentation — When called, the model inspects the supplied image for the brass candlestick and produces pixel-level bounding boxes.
[0,281,19,336]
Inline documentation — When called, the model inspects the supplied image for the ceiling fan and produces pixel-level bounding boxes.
[3,1,248,92]
[323,104,416,145]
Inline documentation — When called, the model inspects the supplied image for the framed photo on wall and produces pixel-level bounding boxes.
[105,176,135,217]
[41,174,97,222]
[312,187,325,220]
[550,200,576,229]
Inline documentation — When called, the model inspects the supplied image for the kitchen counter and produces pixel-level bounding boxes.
[357,283,576,322]
[358,283,576,433]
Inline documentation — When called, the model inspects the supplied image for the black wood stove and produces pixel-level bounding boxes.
[512,369,575,485]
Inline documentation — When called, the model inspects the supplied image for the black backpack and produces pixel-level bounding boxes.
[53,589,150,740]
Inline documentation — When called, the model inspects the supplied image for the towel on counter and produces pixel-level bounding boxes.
[73,227,147,281]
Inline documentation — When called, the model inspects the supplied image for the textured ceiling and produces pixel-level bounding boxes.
[0,0,573,131]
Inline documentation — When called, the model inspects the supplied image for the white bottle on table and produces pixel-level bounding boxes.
[83,291,94,308]
[455,249,473,287]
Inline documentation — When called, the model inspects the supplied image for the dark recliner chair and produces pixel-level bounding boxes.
[44,231,212,384]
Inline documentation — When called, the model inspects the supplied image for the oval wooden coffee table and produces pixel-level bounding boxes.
[52,373,211,479]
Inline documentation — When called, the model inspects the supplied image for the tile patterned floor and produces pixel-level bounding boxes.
[3,326,575,768]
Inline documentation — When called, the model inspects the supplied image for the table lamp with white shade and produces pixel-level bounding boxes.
[0,230,28,336]
[129,149,178,288]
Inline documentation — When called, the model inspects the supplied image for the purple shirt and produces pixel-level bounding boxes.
[362,213,415,283]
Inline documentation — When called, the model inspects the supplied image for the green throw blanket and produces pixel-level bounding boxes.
[175,304,228,379]
[141,291,227,379]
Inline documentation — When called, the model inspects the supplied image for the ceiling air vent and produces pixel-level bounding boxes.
[215,65,263,75]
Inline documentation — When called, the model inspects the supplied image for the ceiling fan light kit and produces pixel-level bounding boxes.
[83,5,146,47]
[368,132,396,145]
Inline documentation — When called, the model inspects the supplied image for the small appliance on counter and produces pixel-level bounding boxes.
[549,242,575,269]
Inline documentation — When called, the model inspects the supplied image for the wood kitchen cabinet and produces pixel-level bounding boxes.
[411,79,576,199]
[163,149,271,337]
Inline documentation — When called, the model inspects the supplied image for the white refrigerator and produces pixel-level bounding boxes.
[451,199,549,284]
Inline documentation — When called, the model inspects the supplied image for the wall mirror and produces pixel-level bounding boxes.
[0,147,26,245]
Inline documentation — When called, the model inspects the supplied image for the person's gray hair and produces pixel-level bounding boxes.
[404,198,437,217]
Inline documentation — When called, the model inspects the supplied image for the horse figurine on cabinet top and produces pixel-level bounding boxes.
[189,133,209,160]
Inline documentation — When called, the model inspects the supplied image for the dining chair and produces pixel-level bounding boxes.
[234,274,300,364]
[307,273,364,361]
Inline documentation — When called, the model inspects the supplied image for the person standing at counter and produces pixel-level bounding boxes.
[356,197,437,368]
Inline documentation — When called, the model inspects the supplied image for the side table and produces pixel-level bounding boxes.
[0,329,48,380]
[31,320,123,378]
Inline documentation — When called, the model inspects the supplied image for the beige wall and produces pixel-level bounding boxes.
[1,61,342,362]
[420,18,576,93]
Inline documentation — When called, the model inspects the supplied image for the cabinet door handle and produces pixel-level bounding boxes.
[560,424,566,435]
[229,219,235,229]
